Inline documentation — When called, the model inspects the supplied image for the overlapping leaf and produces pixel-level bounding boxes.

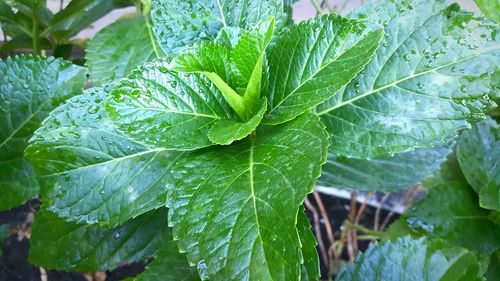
[29,208,169,271]
[336,236,482,281]
[406,181,500,255]
[26,88,182,227]
[86,16,160,86]
[457,118,500,211]
[474,0,500,23]
[151,0,287,56]
[0,55,86,211]
[318,145,451,192]
[106,61,237,150]
[297,207,320,281]
[166,113,328,280]
[318,0,499,158]
[134,240,199,281]
[263,14,383,125]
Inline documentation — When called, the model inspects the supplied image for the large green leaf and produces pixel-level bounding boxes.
[474,0,500,23]
[406,181,500,255]
[318,145,451,192]
[85,16,160,86]
[151,0,287,56]
[0,55,87,211]
[134,240,199,281]
[263,14,383,125]
[336,236,482,281]
[45,0,132,41]
[26,88,182,227]
[166,113,328,280]
[106,60,236,150]
[29,208,169,271]
[457,118,500,211]
[318,0,499,159]
[297,207,320,281]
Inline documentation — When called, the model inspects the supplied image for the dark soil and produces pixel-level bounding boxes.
[0,192,398,281]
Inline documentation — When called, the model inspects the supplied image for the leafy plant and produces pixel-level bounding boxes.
[0,0,498,280]
[0,0,133,56]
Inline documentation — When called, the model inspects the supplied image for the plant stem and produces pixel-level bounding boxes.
[311,0,325,14]
[32,5,39,55]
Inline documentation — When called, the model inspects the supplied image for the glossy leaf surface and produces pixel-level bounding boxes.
[29,208,169,271]
[134,240,199,281]
[336,237,482,281]
[263,14,383,125]
[474,0,500,22]
[26,88,182,226]
[407,181,500,255]
[167,113,328,281]
[457,118,500,211]
[318,0,499,158]
[318,145,451,191]
[107,61,236,150]
[208,98,267,145]
[86,16,160,86]
[0,55,86,211]
[151,0,287,56]
[297,207,320,281]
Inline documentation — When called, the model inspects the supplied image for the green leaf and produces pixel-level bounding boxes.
[0,55,87,211]
[45,0,132,41]
[151,0,287,56]
[457,118,500,211]
[231,18,275,118]
[263,14,383,125]
[134,240,199,281]
[474,0,500,23]
[170,42,246,120]
[336,236,482,281]
[106,60,237,150]
[407,181,500,255]
[167,113,328,280]
[26,88,183,227]
[215,26,242,49]
[318,145,451,192]
[208,98,267,145]
[85,16,160,86]
[318,0,499,159]
[297,207,320,281]
[485,252,500,281]
[29,208,169,271]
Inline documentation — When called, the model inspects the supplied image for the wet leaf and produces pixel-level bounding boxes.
[457,118,500,211]
[167,113,328,280]
[86,16,160,86]
[29,208,169,271]
[26,88,183,227]
[318,0,499,158]
[0,55,87,211]
[336,236,482,281]
[263,14,383,125]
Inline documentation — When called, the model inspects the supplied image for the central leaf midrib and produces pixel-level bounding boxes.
[247,137,273,279]
[44,148,166,177]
